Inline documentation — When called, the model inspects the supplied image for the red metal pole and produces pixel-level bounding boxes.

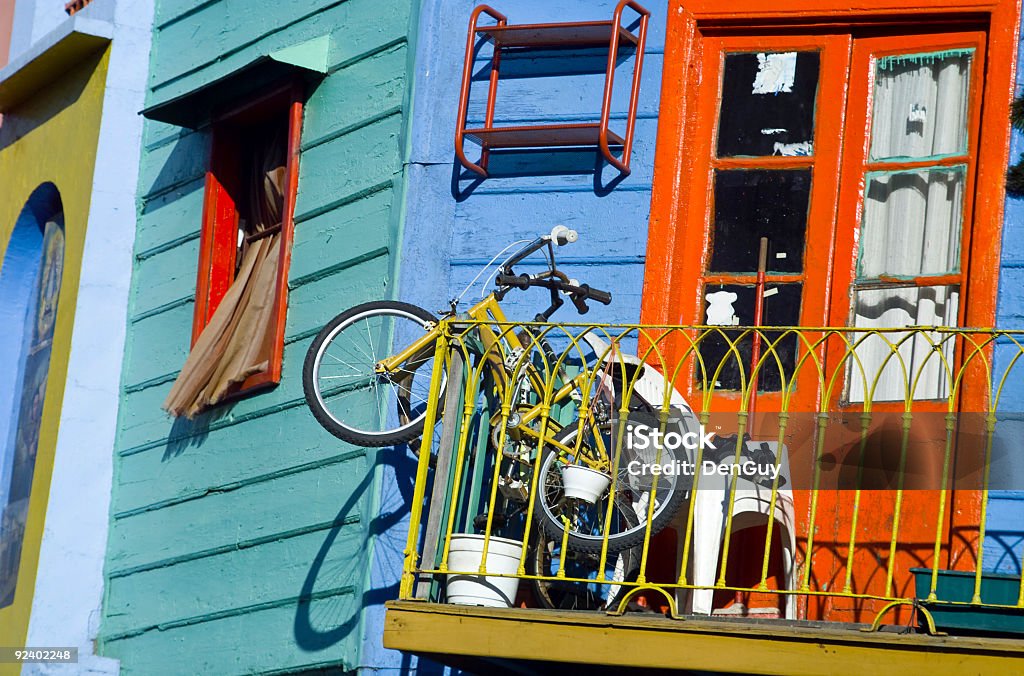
[600,0,650,174]
[727,236,768,614]
[748,237,769,423]
[454,6,506,177]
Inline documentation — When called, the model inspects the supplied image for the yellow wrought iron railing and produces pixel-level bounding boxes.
[398,321,1024,632]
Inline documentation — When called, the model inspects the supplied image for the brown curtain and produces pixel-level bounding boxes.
[163,125,288,418]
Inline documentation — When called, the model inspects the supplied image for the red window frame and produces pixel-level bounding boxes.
[193,81,303,394]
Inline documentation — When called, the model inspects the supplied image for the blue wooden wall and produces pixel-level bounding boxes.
[100,0,421,672]
[395,0,666,325]
[362,0,669,670]
[984,24,1024,577]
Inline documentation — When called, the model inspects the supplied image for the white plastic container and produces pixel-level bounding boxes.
[562,465,612,504]
[445,534,523,607]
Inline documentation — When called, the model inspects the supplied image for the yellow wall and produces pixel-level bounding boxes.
[0,45,109,653]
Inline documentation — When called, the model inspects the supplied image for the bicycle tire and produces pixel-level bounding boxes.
[303,301,445,447]
[529,524,640,611]
[534,412,689,554]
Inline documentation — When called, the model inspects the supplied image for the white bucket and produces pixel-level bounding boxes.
[562,465,611,504]
[446,534,523,607]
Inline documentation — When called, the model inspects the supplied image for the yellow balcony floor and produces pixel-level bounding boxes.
[384,600,1024,675]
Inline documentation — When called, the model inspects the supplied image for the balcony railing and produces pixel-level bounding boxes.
[397,321,1024,634]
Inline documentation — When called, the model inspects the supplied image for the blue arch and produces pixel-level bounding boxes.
[0,183,65,608]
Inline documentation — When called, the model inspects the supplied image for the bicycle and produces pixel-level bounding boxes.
[302,227,695,560]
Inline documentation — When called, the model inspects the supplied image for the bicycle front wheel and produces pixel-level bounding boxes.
[303,301,445,447]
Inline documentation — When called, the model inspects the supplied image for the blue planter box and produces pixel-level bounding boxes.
[911,567,1024,636]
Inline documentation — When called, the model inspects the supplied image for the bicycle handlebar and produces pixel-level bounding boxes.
[550,225,578,246]
[494,273,613,312]
[493,229,611,318]
[501,226,579,270]
[578,284,612,305]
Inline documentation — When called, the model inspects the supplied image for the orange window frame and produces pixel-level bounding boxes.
[671,32,852,413]
[193,82,303,393]
[826,30,988,414]
[643,0,1019,418]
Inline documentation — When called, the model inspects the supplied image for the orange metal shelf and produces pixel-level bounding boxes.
[476,21,639,48]
[464,124,625,149]
[455,1,650,177]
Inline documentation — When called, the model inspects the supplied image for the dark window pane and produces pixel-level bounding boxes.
[699,283,803,392]
[717,51,820,158]
[710,169,810,274]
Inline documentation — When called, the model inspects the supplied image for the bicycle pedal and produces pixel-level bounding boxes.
[501,446,529,461]
[473,512,508,530]
[498,476,529,502]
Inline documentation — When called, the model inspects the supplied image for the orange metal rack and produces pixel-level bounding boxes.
[454,1,650,177]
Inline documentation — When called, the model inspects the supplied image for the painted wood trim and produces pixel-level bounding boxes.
[384,601,1024,674]
[190,83,304,391]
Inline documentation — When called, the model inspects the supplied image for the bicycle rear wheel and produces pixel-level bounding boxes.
[534,412,689,554]
[303,301,445,447]
[529,524,640,611]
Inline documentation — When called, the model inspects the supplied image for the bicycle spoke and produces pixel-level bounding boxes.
[372,378,387,421]
[338,326,376,365]
[365,316,379,364]
[322,342,373,371]
[318,372,369,381]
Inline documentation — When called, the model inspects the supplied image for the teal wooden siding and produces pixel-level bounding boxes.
[100,0,418,672]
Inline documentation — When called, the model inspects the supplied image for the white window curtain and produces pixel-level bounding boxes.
[850,286,959,403]
[849,51,971,403]
[869,51,972,160]
[164,126,288,418]
[858,168,964,279]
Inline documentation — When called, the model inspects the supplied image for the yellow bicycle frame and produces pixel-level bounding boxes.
[375,293,610,467]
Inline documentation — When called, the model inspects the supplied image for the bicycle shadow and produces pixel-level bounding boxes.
[294,443,464,675]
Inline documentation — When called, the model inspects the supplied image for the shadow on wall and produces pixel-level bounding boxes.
[162,409,224,459]
[141,127,209,197]
[0,50,104,151]
[986,530,1024,575]
[452,148,628,201]
[293,444,461,675]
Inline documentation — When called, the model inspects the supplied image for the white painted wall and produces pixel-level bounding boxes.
[8,0,74,63]
[20,0,153,673]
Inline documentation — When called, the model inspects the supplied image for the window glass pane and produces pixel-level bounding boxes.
[859,167,964,279]
[717,51,820,157]
[848,285,959,402]
[700,283,802,392]
[710,169,810,274]
[869,50,973,160]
